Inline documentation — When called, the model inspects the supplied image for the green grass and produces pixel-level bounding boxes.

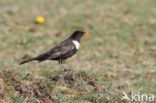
[0,0,156,102]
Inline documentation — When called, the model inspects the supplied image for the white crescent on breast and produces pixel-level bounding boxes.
[72,40,80,50]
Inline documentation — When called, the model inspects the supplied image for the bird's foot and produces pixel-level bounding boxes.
[60,64,71,71]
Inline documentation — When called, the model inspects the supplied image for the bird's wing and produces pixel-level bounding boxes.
[47,40,75,60]
[34,40,71,61]
[35,51,51,62]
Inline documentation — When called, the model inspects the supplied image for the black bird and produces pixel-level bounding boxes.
[19,30,89,68]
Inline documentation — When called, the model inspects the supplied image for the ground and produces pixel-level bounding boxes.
[0,0,156,103]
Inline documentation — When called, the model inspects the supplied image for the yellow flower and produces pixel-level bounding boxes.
[36,16,45,24]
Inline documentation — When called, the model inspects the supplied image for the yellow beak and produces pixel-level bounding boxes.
[83,32,89,35]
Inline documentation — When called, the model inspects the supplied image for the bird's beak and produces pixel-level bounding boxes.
[83,32,89,35]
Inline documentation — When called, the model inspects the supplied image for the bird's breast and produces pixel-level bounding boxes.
[72,40,80,50]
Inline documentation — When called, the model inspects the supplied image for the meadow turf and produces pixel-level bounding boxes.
[0,0,156,102]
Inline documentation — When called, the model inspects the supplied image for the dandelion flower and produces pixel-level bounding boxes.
[36,16,45,24]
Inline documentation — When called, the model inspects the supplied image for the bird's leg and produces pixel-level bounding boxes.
[58,60,66,70]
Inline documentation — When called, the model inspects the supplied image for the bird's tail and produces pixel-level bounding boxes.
[19,57,37,65]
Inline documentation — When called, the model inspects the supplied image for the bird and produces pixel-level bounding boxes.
[19,30,89,68]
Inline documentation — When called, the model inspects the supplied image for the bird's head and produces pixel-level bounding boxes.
[70,30,89,41]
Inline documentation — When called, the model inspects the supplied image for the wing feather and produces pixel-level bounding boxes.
[47,40,74,60]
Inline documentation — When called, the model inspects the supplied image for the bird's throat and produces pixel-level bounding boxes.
[72,40,80,50]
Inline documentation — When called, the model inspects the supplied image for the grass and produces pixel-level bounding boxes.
[0,0,156,102]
